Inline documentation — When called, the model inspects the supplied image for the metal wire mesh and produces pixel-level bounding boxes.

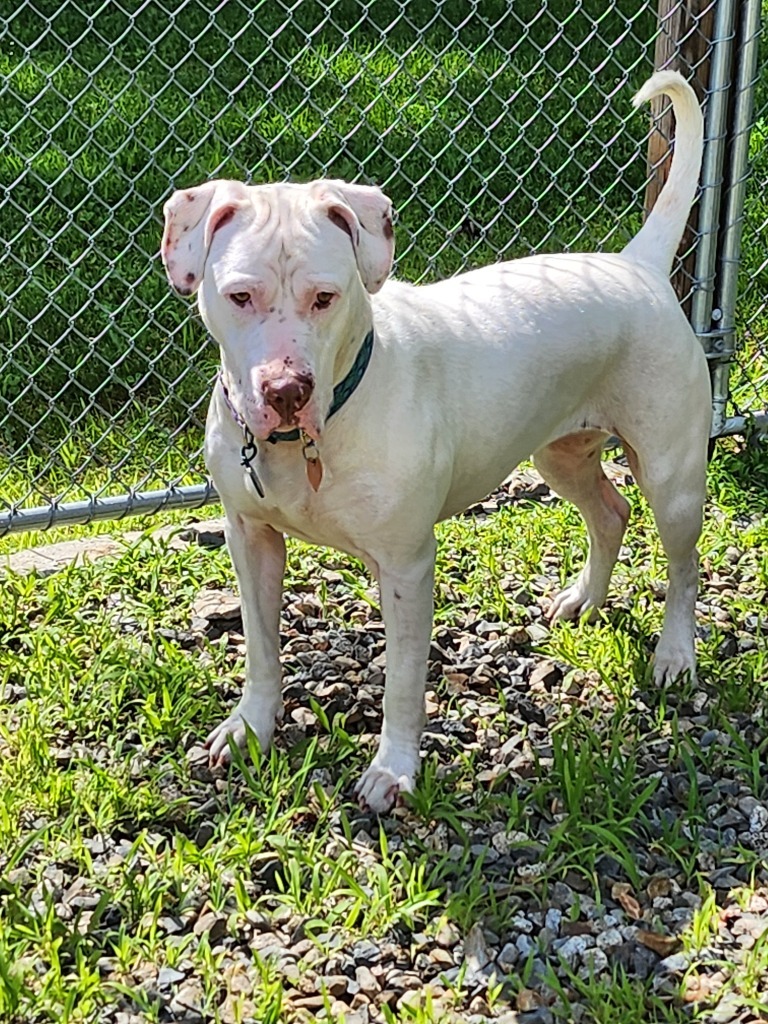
[724,5,768,435]
[0,0,762,535]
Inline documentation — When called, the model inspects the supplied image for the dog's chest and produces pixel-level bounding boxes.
[208,430,379,556]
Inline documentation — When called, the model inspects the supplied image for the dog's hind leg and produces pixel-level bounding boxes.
[534,430,630,621]
[622,438,706,685]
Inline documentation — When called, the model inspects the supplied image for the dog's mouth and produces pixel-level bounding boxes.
[293,404,322,442]
[253,400,322,443]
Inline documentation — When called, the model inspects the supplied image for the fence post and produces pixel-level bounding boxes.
[711,0,764,437]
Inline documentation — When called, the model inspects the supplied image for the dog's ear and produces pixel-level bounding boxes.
[317,181,395,294]
[161,180,250,296]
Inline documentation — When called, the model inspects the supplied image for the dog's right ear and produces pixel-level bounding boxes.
[161,180,250,296]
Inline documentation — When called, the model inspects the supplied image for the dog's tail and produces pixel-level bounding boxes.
[622,70,703,273]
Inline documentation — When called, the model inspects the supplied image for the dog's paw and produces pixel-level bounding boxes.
[355,765,413,814]
[652,647,696,688]
[548,580,603,623]
[204,708,277,767]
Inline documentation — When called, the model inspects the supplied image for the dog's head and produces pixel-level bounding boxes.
[161,178,395,441]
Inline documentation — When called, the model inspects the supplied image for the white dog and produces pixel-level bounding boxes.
[162,71,710,813]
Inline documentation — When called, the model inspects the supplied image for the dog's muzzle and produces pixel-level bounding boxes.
[261,372,314,425]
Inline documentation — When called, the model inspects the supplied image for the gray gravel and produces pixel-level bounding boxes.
[6,470,767,1023]
[167,473,768,1022]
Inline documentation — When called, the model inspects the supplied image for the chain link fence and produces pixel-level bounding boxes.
[1,0,765,536]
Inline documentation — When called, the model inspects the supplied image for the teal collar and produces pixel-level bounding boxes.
[266,327,374,444]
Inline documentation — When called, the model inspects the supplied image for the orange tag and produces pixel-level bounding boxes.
[306,456,323,491]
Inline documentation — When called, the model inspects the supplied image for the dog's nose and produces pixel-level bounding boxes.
[262,374,314,422]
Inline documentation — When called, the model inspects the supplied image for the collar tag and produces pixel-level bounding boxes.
[301,433,323,492]
[240,428,265,498]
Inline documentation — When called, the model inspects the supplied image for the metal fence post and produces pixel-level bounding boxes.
[711,0,766,437]
[689,0,737,383]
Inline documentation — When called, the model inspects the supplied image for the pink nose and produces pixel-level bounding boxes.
[262,373,314,423]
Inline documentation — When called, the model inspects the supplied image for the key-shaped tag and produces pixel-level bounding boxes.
[301,434,323,492]
[245,463,265,498]
[240,432,265,498]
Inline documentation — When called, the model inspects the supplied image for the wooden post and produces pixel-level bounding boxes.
[645,0,716,312]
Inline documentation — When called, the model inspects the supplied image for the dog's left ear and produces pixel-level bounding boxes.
[316,181,395,294]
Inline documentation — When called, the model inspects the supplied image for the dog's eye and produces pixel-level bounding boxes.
[229,292,250,307]
[314,291,334,310]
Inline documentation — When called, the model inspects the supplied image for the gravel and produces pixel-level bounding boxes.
[4,470,768,1022]
[172,477,767,1020]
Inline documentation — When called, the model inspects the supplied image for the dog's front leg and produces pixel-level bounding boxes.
[356,536,436,813]
[205,515,286,765]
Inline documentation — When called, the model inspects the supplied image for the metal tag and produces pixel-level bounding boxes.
[240,430,265,498]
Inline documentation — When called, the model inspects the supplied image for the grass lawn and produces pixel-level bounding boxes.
[1,443,767,1023]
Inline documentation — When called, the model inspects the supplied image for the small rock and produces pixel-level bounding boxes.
[291,707,318,729]
[525,622,550,643]
[434,920,461,949]
[194,822,215,847]
[708,992,745,1023]
[632,943,660,980]
[544,908,562,934]
[193,911,227,943]
[554,934,592,967]
[429,948,455,968]
[468,994,491,1015]
[351,939,382,964]
[342,1011,370,1024]
[355,965,379,996]
[516,988,543,1011]
[646,876,674,900]
[170,979,204,1015]
[323,975,348,998]
[511,913,534,934]
[396,981,441,1012]
[596,927,624,951]
[497,942,519,969]
[463,921,492,973]
[737,795,760,817]
[550,882,576,909]
[157,915,183,935]
[519,1008,554,1024]
[244,909,271,931]
[157,966,186,989]
[528,660,562,691]
[730,914,767,939]
[578,948,609,978]
[492,831,514,855]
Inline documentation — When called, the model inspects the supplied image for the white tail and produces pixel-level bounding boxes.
[622,70,704,274]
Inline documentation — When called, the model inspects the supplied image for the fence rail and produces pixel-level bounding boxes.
[1,0,765,537]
